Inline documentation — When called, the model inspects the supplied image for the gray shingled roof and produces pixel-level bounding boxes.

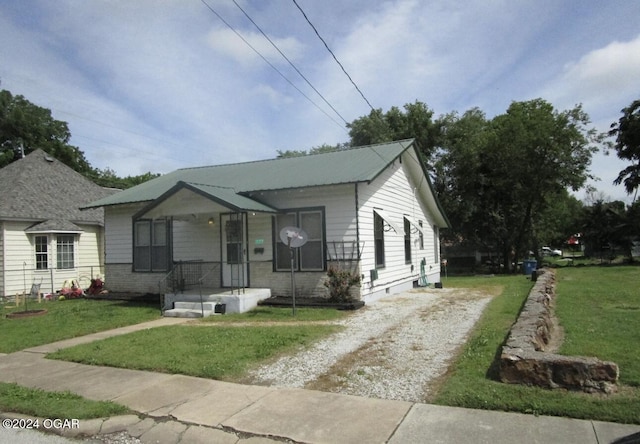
[84,140,415,209]
[0,149,119,225]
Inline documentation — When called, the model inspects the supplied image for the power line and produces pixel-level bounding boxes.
[199,0,347,132]
[231,0,348,126]
[291,0,377,114]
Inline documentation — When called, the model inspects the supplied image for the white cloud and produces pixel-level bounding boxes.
[206,28,306,67]
[543,35,640,114]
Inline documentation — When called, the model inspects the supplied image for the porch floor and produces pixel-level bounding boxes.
[163,287,271,317]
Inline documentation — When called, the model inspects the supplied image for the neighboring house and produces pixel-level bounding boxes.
[0,149,118,299]
[84,140,450,312]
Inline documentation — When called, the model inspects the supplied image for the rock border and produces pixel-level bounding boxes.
[499,268,619,394]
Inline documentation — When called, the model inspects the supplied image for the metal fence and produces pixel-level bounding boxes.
[1,264,105,301]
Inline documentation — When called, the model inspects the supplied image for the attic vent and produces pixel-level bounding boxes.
[44,155,55,162]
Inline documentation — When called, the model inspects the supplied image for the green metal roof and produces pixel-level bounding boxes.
[84,140,415,209]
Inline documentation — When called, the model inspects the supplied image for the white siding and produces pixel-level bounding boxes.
[104,204,142,264]
[357,156,441,299]
[255,183,358,245]
[0,220,105,297]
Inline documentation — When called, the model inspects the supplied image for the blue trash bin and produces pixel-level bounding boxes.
[523,259,537,275]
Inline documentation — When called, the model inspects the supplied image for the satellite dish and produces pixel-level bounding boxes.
[279,226,308,248]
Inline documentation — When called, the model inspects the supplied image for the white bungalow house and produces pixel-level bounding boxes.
[0,149,118,300]
[83,140,450,315]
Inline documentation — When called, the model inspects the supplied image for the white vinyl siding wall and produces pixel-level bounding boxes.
[104,204,142,264]
[0,220,105,298]
[357,156,439,295]
[255,183,359,259]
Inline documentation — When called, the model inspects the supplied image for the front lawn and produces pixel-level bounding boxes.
[434,266,640,424]
[48,307,345,380]
[0,299,161,353]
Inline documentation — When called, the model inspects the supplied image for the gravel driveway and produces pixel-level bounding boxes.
[246,287,494,403]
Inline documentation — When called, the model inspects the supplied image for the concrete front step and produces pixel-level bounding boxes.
[163,308,209,318]
[164,301,226,318]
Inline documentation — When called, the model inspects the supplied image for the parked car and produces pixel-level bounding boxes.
[542,246,562,256]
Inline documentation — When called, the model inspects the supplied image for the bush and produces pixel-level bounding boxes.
[324,267,361,302]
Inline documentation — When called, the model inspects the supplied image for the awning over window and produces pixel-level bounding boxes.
[373,208,403,234]
[404,216,425,235]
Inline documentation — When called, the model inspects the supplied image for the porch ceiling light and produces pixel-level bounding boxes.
[208,217,215,225]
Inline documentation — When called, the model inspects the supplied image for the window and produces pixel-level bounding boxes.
[419,220,424,250]
[56,235,75,269]
[374,212,385,268]
[35,236,48,270]
[299,210,324,270]
[225,219,242,264]
[134,219,169,272]
[404,218,412,264]
[274,208,325,271]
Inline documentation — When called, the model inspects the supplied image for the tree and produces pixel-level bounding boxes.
[579,200,628,261]
[0,87,158,189]
[609,99,640,198]
[346,101,443,167]
[435,99,600,272]
[277,142,350,158]
[0,89,92,174]
[432,108,492,246]
[89,167,160,189]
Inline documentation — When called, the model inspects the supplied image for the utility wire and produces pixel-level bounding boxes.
[199,0,346,131]
[231,0,348,125]
[292,0,377,114]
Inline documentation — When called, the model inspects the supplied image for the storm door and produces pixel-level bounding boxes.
[221,213,247,287]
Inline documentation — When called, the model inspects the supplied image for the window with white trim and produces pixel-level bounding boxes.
[56,235,75,269]
[35,235,48,270]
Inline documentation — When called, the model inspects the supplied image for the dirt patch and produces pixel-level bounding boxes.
[6,309,48,319]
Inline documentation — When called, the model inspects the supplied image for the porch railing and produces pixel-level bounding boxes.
[157,260,222,314]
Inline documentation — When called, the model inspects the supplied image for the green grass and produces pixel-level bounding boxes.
[555,266,640,387]
[0,382,128,419]
[201,306,349,323]
[434,266,640,424]
[49,322,342,380]
[0,299,161,353]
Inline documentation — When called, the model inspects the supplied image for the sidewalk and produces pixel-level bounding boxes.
[0,319,638,443]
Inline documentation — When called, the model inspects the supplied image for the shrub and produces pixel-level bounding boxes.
[324,267,361,302]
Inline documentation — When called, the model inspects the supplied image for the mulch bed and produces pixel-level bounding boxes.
[6,309,48,319]
[258,296,365,311]
[83,292,160,304]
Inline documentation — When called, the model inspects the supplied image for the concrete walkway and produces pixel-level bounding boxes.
[0,318,638,443]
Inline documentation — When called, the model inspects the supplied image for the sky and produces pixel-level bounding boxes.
[1,0,639,203]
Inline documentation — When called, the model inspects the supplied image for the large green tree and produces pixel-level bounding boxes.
[347,101,443,167]
[0,89,92,173]
[0,87,157,189]
[609,98,640,197]
[435,99,600,271]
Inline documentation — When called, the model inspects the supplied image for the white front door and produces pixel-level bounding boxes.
[221,213,247,287]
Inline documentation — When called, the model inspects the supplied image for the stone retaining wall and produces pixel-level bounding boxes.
[499,268,619,394]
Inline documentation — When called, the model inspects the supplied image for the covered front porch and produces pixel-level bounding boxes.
[135,181,279,317]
